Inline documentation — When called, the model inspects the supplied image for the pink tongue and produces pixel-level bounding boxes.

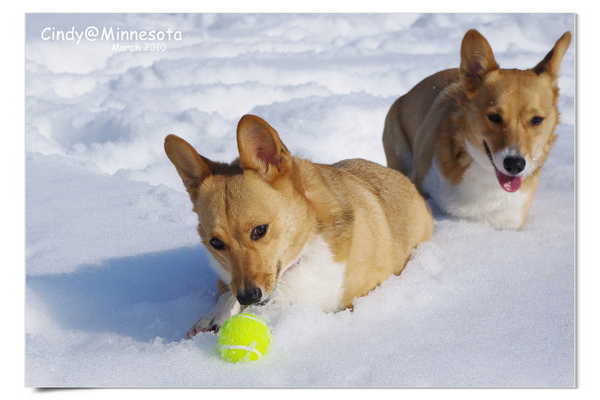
[496,170,523,192]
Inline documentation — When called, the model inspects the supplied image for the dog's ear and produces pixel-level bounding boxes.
[164,134,215,198]
[460,29,499,94]
[532,31,572,81]
[237,114,292,183]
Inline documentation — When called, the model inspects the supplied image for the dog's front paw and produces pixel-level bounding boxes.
[186,290,241,339]
[186,314,224,338]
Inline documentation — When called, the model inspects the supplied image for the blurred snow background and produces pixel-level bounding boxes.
[24,13,575,388]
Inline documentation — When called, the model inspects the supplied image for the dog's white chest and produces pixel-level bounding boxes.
[423,158,530,229]
[274,234,346,312]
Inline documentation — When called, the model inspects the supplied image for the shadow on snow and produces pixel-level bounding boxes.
[27,246,218,343]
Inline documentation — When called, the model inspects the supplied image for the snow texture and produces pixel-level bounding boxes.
[25,13,574,387]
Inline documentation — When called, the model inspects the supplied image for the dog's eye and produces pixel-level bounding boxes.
[487,114,502,124]
[531,116,544,126]
[251,224,268,241]
[209,237,225,250]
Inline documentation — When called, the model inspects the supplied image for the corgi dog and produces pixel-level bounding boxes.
[165,114,433,338]
[382,29,572,230]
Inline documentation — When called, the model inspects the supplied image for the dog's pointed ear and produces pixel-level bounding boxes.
[164,134,214,197]
[532,31,572,81]
[460,29,499,94]
[237,114,292,182]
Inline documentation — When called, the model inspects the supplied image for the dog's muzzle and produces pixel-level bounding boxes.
[236,287,262,306]
[484,141,525,193]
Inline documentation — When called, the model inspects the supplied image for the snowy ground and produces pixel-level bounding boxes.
[24,13,575,387]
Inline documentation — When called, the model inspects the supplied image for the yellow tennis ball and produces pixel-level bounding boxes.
[217,313,271,363]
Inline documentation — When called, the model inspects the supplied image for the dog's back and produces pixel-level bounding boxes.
[383,69,461,178]
[332,158,433,251]
[295,157,433,306]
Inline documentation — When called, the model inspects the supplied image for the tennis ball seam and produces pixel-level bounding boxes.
[218,344,264,360]
[237,313,268,327]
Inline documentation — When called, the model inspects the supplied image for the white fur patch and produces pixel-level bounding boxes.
[273,234,346,312]
[207,253,231,285]
[424,155,530,230]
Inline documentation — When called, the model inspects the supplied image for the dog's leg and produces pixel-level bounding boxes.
[186,283,242,338]
[383,107,412,176]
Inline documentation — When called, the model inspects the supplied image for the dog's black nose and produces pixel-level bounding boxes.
[503,156,526,175]
[236,287,262,305]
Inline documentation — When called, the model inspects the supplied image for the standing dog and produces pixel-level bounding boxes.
[165,115,433,338]
[382,29,571,229]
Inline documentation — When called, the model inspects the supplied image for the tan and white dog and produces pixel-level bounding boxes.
[382,29,571,230]
[165,115,433,338]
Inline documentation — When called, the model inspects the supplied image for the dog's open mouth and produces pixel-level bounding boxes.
[484,142,523,193]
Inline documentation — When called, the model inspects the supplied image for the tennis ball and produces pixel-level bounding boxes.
[217,313,271,363]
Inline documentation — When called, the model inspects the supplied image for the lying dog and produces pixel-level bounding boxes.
[382,29,571,230]
[165,114,433,337]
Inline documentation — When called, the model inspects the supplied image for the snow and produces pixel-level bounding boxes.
[25,13,575,388]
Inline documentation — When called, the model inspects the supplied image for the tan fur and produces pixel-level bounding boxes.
[382,29,571,229]
[166,115,433,336]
